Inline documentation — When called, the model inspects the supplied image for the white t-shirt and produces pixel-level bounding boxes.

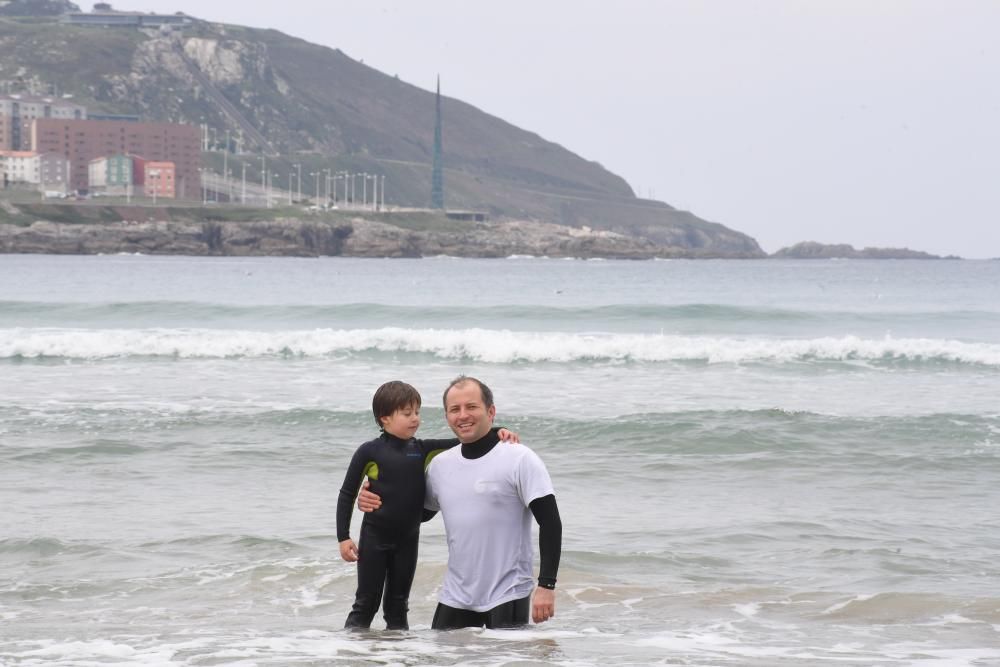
[425,442,554,612]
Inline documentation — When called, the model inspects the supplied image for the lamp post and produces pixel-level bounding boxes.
[148,168,160,205]
[259,156,266,206]
[241,161,246,205]
[380,174,385,211]
[222,129,229,185]
[312,171,319,206]
[295,163,301,204]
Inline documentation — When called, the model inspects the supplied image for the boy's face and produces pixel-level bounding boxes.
[380,403,421,439]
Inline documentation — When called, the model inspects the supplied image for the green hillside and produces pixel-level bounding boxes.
[0,5,763,255]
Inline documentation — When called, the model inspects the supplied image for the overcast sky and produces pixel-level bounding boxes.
[112,1,999,257]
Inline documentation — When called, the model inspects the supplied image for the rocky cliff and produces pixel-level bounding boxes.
[0,0,77,17]
[1,215,755,259]
[0,8,765,256]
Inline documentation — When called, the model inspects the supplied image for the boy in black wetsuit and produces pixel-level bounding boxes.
[336,380,516,630]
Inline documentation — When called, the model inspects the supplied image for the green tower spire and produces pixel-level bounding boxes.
[431,76,444,209]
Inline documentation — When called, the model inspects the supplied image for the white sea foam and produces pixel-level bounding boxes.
[2,328,1000,366]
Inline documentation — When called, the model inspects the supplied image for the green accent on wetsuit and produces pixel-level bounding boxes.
[336,433,461,543]
[424,448,447,470]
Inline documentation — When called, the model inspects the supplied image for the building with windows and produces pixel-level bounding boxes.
[143,161,176,199]
[1,150,71,192]
[32,119,199,196]
[88,154,135,194]
[0,95,87,151]
[63,8,195,28]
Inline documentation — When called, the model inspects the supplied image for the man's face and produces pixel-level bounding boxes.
[444,381,496,443]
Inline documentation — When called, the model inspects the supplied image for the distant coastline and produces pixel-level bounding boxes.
[770,241,958,260]
[0,204,952,260]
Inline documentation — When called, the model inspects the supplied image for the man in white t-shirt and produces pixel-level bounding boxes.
[358,376,562,629]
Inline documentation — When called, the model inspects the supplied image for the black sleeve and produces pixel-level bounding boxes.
[421,508,438,522]
[529,494,562,588]
[420,426,507,460]
[335,443,373,542]
[417,436,459,453]
[418,426,509,455]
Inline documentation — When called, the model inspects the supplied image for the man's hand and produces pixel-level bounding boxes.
[339,538,358,562]
[532,587,555,623]
[357,480,382,512]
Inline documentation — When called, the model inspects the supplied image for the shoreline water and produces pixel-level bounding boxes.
[2,255,997,665]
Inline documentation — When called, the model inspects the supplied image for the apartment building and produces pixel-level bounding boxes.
[88,154,135,194]
[0,95,87,151]
[143,161,176,199]
[0,150,72,192]
[32,118,199,196]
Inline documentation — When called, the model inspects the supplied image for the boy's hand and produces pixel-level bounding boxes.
[498,428,520,443]
[357,480,382,512]
[339,538,358,562]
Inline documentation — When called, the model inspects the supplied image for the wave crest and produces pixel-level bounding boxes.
[1,328,998,366]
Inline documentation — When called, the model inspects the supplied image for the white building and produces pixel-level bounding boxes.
[1,151,72,192]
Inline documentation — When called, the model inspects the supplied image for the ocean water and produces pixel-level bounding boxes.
[1,254,999,666]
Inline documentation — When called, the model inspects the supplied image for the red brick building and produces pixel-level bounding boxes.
[143,161,176,199]
[31,119,199,196]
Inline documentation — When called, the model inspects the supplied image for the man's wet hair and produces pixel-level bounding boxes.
[372,381,421,429]
[442,375,494,409]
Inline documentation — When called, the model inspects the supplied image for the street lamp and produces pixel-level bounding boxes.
[295,163,302,204]
[148,168,160,205]
[259,156,266,206]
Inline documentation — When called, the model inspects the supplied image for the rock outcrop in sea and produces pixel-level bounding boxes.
[0,216,762,259]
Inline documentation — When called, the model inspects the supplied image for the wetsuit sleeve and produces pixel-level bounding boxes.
[416,426,509,455]
[529,494,562,588]
[336,442,374,542]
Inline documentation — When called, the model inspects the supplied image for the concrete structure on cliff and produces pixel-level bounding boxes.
[63,6,195,29]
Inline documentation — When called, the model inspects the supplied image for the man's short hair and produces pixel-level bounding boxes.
[372,381,421,428]
[442,375,494,409]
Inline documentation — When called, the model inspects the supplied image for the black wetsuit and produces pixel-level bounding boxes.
[429,431,563,630]
[336,431,456,629]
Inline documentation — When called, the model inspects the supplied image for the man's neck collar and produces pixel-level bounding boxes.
[460,430,500,460]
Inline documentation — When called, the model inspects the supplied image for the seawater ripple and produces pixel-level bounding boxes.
[2,327,1000,366]
[3,299,1000,324]
[3,407,997,466]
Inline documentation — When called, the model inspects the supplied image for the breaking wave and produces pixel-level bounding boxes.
[2,327,999,366]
